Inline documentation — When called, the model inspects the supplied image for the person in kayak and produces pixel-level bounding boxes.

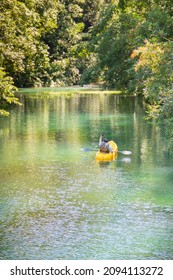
[99,134,114,153]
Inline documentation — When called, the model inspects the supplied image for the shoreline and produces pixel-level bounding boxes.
[18,85,126,95]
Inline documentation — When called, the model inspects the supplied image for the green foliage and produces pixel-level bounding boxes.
[157,94,173,156]
[0,0,109,89]
[41,0,108,86]
[0,68,21,116]
[0,0,53,87]
[81,4,141,88]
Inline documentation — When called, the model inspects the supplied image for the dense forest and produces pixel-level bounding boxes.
[0,0,173,145]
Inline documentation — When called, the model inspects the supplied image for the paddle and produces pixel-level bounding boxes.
[82,147,132,155]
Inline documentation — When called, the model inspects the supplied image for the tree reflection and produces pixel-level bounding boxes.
[0,90,166,167]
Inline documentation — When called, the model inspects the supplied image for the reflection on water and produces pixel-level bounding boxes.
[0,89,173,259]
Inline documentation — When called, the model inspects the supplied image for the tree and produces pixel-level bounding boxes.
[43,0,109,86]
[81,2,142,88]
[0,0,58,87]
[0,0,113,88]
[131,40,173,116]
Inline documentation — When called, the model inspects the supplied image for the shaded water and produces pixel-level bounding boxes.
[0,88,173,260]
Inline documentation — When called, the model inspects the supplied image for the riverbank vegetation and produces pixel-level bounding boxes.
[0,0,173,142]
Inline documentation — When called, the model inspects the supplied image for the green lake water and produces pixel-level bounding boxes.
[0,88,173,260]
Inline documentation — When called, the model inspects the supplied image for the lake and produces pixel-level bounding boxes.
[0,88,173,259]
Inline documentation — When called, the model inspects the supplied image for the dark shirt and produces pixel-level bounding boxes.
[99,141,113,153]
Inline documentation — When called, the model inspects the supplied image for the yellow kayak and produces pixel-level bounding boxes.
[96,140,118,161]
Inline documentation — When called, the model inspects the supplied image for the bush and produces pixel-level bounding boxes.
[0,68,21,116]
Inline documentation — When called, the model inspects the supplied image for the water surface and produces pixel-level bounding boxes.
[0,89,173,259]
